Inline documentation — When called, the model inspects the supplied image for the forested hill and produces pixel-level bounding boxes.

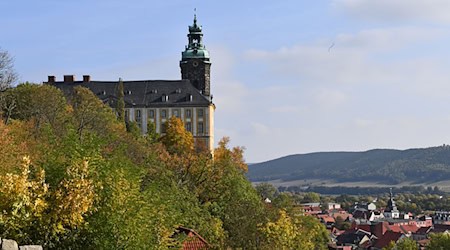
[248,146,450,184]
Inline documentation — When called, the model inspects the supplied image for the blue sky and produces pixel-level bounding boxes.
[3,1,450,163]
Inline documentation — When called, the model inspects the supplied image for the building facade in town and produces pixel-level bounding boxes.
[46,16,215,151]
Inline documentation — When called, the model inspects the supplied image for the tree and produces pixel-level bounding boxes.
[70,86,119,140]
[115,78,125,124]
[255,182,278,200]
[146,120,159,143]
[160,116,194,155]
[5,83,68,133]
[383,237,418,250]
[303,192,321,203]
[427,233,450,250]
[0,48,17,91]
[259,210,328,250]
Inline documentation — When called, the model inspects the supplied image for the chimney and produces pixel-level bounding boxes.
[83,75,91,83]
[48,75,55,83]
[64,75,74,83]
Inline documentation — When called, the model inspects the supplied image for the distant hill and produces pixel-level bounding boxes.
[247,146,450,185]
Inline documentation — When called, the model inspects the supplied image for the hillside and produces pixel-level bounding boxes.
[248,146,450,185]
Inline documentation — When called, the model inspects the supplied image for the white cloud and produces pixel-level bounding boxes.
[230,24,450,162]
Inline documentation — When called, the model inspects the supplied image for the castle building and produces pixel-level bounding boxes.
[45,16,215,151]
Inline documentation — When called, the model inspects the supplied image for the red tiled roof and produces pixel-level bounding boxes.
[322,216,336,223]
[354,224,371,233]
[176,226,210,250]
[386,224,419,234]
[374,231,403,249]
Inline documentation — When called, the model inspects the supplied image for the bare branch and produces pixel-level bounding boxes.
[0,48,18,91]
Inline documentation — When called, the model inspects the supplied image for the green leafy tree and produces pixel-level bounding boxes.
[255,182,278,200]
[146,120,159,143]
[303,192,321,203]
[5,83,68,133]
[427,233,450,250]
[70,86,119,140]
[383,237,418,250]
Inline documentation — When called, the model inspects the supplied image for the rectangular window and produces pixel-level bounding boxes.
[173,109,180,118]
[197,108,204,118]
[161,109,167,119]
[148,109,155,119]
[197,122,204,134]
[185,122,192,132]
[185,109,192,118]
[135,109,141,122]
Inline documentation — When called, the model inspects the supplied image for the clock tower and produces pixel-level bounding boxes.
[180,15,211,97]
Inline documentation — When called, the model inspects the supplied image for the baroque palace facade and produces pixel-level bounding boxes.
[45,16,215,151]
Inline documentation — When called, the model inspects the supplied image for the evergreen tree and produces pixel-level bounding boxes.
[116,78,125,124]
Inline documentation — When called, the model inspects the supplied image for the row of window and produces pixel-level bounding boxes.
[136,108,204,120]
[151,121,204,134]
[128,109,206,135]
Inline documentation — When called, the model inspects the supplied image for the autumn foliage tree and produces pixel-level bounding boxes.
[0,83,330,249]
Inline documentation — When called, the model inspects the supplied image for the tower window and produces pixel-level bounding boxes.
[197,122,204,134]
[197,108,204,118]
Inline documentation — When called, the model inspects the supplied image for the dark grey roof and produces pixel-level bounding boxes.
[49,80,213,108]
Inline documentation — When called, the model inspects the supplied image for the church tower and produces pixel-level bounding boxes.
[180,15,211,96]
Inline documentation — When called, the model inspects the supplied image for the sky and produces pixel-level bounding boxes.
[3,1,450,163]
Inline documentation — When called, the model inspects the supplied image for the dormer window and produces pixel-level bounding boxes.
[162,95,169,102]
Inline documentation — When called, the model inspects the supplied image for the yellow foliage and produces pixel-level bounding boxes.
[0,154,97,242]
[214,137,248,172]
[160,116,194,155]
[0,156,49,238]
[259,210,328,250]
[53,159,96,230]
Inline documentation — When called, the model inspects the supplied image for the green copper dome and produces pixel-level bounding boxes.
[182,15,210,60]
[182,49,210,59]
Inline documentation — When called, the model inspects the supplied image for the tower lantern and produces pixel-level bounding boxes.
[180,15,211,97]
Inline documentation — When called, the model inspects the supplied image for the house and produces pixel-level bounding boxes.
[372,231,405,250]
[327,203,341,210]
[336,228,375,249]
[355,202,376,211]
[415,215,433,228]
[434,211,450,225]
[45,15,215,151]
[303,203,322,215]
[176,226,210,250]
